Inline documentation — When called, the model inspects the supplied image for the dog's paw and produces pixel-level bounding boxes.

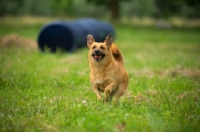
[104,90,111,102]
[104,96,110,102]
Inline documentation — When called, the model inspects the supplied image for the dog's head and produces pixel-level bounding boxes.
[87,34,113,62]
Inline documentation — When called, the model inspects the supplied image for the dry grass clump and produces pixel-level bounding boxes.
[0,34,37,49]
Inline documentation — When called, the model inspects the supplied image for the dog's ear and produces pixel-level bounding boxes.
[105,34,113,48]
[87,34,95,48]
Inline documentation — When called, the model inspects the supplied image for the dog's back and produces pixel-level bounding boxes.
[111,44,124,65]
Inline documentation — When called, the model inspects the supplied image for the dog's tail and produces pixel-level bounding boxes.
[111,44,124,65]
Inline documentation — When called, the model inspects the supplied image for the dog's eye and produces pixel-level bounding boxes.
[100,46,105,49]
[92,45,96,49]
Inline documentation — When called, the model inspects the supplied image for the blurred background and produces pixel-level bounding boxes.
[0,0,200,51]
[0,0,200,22]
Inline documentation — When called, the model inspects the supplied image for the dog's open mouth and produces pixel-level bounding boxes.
[92,53,105,61]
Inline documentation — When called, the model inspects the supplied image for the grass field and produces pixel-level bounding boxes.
[0,17,200,132]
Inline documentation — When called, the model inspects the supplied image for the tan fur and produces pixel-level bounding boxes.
[87,34,129,104]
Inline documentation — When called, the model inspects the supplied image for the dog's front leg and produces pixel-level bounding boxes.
[104,82,116,102]
[93,86,101,101]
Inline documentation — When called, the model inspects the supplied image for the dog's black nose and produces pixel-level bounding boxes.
[94,50,100,53]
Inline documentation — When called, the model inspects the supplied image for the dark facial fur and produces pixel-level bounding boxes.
[91,44,107,62]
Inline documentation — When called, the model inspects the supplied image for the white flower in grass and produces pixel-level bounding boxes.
[82,100,87,106]
[125,113,129,119]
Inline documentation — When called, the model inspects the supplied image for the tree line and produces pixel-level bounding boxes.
[0,0,199,20]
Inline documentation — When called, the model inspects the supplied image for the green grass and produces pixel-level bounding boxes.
[0,17,200,132]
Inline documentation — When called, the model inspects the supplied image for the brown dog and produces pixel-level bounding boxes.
[87,34,129,104]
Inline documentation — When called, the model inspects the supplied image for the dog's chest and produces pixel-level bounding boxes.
[94,79,111,92]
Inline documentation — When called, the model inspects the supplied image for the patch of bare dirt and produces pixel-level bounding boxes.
[0,34,37,49]
[116,122,126,132]
[130,66,200,80]
[159,66,200,80]
[177,89,200,102]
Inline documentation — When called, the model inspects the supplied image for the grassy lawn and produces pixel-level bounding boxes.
[0,17,200,132]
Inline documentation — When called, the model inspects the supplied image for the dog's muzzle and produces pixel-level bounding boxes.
[92,50,105,61]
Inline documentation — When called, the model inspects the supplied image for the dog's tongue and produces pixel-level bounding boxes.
[94,55,101,60]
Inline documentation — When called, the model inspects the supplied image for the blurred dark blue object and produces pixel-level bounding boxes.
[38,18,115,52]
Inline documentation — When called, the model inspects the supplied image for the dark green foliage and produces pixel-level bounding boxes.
[0,0,199,19]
